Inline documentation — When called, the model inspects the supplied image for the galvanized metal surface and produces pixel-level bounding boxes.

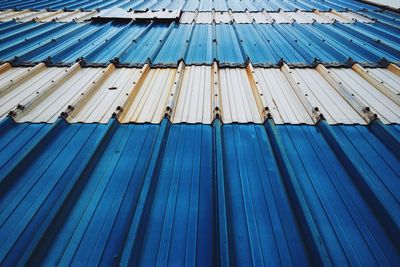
[1,64,399,124]
[0,119,399,265]
[0,0,382,12]
[0,21,399,67]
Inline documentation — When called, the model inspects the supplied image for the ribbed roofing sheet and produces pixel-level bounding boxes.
[1,21,398,67]
[1,0,378,12]
[0,120,399,265]
[1,63,399,124]
[0,9,97,23]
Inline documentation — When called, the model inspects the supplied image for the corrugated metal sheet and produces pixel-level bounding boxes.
[0,10,375,25]
[0,9,97,23]
[1,21,397,67]
[1,63,399,124]
[1,0,400,266]
[0,119,399,265]
[0,0,383,12]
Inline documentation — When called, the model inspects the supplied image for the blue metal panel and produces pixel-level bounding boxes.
[215,24,245,66]
[184,24,213,65]
[0,0,382,11]
[0,121,399,265]
[153,24,193,66]
[0,22,82,62]
[51,22,126,65]
[118,23,170,66]
[15,23,101,65]
[83,23,149,66]
[128,124,215,266]
[221,124,311,266]
[287,23,350,66]
[1,21,399,67]
[315,23,400,64]
[277,124,400,265]
[234,24,279,66]
[255,24,309,66]
[29,123,160,266]
[301,23,384,66]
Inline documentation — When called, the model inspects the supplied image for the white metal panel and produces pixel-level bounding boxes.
[121,68,175,123]
[365,68,400,95]
[303,11,333,23]
[254,68,314,124]
[291,69,366,124]
[69,68,142,123]
[173,66,212,124]
[321,12,351,23]
[330,68,400,123]
[0,10,14,20]
[219,68,262,123]
[286,11,314,24]
[249,12,272,23]
[214,11,232,23]
[0,67,68,119]
[337,11,374,23]
[18,68,101,122]
[269,11,293,23]
[180,12,196,23]
[231,12,252,23]
[196,12,213,23]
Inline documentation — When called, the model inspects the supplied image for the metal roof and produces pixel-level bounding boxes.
[0,20,399,67]
[1,63,399,124]
[0,0,382,12]
[0,0,399,265]
[0,118,399,265]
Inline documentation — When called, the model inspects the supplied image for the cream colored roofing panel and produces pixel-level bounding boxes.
[0,10,13,19]
[215,11,232,23]
[16,68,101,122]
[290,69,366,124]
[304,11,333,23]
[196,12,213,23]
[250,12,272,23]
[254,68,313,124]
[231,12,252,23]
[321,12,351,23]
[0,67,68,119]
[286,11,314,24]
[121,68,175,123]
[330,68,400,123]
[30,10,63,22]
[337,11,374,23]
[173,66,212,124]
[69,68,142,123]
[365,68,400,95]
[180,12,196,23]
[269,11,293,24]
[0,10,30,21]
[219,68,262,123]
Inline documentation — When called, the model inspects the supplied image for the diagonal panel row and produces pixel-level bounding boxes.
[0,21,399,67]
[0,119,398,265]
[0,0,381,12]
[1,63,399,124]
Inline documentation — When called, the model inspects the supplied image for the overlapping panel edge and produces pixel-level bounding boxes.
[1,62,399,125]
